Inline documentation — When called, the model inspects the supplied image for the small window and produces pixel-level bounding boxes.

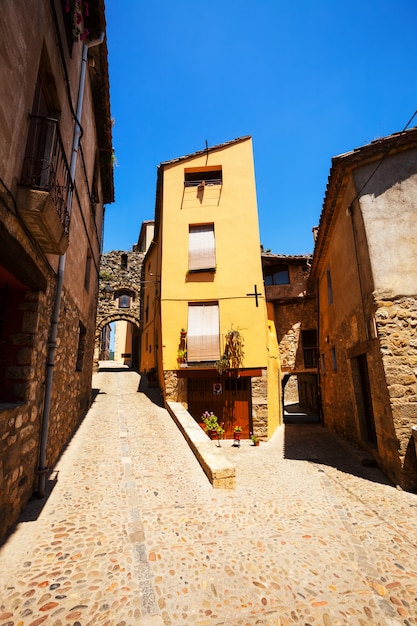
[145,295,149,322]
[264,264,289,285]
[118,295,131,308]
[84,252,92,291]
[91,153,100,212]
[121,254,128,269]
[331,347,337,372]
[76,322,86,371]
[320,353,326,376]
[184,166,222,187]
[327,267,333,305]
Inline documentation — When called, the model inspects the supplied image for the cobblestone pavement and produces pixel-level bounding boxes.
[1,363,417,626]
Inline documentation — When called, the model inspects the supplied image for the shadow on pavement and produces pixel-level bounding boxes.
[2,388,105,546]
[284,402,320,424]
[137,376,164,407]
[0,472,59,547]
[284,422,393,487]
[98,366,133,373]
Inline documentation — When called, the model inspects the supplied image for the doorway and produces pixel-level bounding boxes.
[188,375,252,438]
[350,354,377,445]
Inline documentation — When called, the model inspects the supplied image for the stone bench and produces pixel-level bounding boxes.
[166,401,236,489]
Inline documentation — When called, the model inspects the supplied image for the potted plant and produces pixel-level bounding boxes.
[202,411,222,440]
[234,425,242,440]
[251,434,260,446]
[215,355,229,375]
[180,328,187,338]
[177,348,187,365]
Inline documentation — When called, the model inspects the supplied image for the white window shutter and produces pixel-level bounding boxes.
[188,225,215,271]
[187,303,220,361]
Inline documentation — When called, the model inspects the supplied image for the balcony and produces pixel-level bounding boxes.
[17,115,71,255]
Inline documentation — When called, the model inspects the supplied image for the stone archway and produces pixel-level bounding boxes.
[95,249,144,370]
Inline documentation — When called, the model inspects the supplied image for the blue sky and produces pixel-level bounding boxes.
[103,1,417,255]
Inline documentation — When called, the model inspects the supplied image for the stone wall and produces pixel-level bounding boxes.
[95,249,144,366]
[251,371,268,439]
[0,278,98,539]
[375,296,417,490]
[164,370,187,405]
[274,297,317,370]
[0,284,52,539]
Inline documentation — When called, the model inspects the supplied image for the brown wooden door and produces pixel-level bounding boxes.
[188,376,251,438]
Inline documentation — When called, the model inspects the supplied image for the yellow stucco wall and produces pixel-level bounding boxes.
[267,320,282,435]
[140,137,281,434]
[159,138,269,370]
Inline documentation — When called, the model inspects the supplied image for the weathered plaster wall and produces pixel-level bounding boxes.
[355,149,417,298]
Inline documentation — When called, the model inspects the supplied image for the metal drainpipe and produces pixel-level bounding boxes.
[38,33,105,497]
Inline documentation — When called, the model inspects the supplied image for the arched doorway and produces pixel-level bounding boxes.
[95,312,141,371]
[282,372,319,424]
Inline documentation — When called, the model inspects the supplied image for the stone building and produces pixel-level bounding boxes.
[262,253,318,414]
[310,128,417,490]
[95,249,144,370]
[0,0,113,539]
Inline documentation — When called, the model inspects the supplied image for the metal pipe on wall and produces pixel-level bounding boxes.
[38,33,104,498]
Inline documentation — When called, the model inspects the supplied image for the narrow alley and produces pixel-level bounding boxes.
[0,363,416,626]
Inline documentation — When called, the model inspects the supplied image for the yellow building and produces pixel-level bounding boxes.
[140,137,281,439]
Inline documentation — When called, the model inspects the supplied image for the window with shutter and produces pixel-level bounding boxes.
[188,224,216,271]
[187,303,220,362]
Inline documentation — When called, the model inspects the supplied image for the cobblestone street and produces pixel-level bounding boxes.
[1,363,417,626]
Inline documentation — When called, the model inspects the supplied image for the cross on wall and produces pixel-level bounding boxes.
[246,284,262,307]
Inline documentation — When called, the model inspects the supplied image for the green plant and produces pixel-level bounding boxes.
[250,434,259,444]
[216,327,245,374]
[99,270,112,281]
[234,425,242,433]
[177,348,187,363]
[215,356,229,374]
[202,411,221,432]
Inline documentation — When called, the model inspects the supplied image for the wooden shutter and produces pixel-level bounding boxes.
[188,224,215,271]
[187,303,220,361]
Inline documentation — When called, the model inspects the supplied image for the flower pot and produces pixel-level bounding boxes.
[253,440,260,446]
[208,430,218,440]
[234,432,241,440]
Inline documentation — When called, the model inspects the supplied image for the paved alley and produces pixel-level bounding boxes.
[1,363,417,626]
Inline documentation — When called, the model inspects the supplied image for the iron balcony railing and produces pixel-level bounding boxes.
[184,178,223,188]
[20,114,71,234]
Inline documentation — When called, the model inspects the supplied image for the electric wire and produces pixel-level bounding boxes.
[350,108,417,208]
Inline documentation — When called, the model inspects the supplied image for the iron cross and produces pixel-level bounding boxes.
[246,284,262,307]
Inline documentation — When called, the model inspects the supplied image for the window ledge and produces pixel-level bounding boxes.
[187,267,216,274]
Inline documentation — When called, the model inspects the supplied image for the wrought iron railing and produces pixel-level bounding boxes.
[184,178,223,188]
[20,115,71,234]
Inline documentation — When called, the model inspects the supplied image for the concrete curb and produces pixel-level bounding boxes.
[167,401,236,489]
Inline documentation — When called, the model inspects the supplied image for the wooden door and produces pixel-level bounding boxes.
[188,376,251,438]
